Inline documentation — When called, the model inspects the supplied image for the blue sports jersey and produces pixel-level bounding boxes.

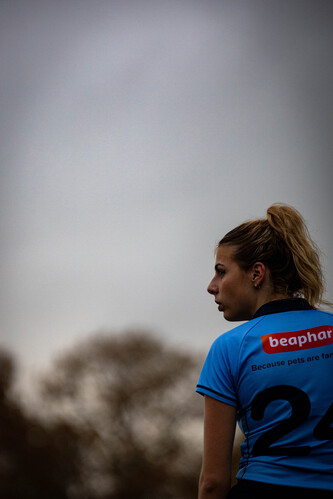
[196,299,333,490]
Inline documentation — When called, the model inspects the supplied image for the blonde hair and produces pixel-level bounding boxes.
[219,203,330,308]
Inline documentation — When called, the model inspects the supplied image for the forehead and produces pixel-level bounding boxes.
[215,244,236,264]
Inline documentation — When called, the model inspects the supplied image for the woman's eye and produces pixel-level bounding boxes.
[217,270,225,276]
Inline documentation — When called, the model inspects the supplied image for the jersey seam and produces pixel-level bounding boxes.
[238,408,250,479]
[234,316,267,389]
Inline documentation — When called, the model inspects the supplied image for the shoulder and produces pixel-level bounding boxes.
[315,309,333,319]
[213,317,264,349]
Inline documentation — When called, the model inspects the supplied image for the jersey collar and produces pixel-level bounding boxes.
[253,298,314,319]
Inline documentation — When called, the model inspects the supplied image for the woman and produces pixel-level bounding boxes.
[196,203,333,498]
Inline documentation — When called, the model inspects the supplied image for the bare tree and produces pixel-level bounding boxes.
[0,349,82,498]
[40,331,204,499]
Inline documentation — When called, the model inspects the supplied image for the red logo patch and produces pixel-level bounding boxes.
[261,325,333,354]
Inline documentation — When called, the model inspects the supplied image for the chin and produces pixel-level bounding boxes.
[224,311,250,322]
[223,311,235,322]
[224,315,239,322]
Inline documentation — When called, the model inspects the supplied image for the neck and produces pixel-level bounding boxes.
[252,289,289,318]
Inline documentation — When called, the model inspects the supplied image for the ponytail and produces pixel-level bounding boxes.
[219,203,330,308]
[266,204,328,307]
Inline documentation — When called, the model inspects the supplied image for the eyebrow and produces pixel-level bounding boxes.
[214,263,225,271]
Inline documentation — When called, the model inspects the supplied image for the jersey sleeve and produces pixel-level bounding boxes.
[196,334,238,407]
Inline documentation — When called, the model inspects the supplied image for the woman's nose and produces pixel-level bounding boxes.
[207,279,217,295]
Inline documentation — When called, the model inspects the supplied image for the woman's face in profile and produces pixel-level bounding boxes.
[207,245,256,322]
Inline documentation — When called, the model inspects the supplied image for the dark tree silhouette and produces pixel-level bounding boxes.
[0,349,82,498]
[40,331,204,499]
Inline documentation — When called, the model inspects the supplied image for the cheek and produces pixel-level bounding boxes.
[220,280,234,298]
[223,279,249,302]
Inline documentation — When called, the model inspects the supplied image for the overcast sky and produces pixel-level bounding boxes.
[1,0,332,376]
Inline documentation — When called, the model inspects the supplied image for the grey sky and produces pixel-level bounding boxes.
[1,0,332,374]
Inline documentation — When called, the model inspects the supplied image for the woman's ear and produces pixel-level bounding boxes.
[251,262,266,288]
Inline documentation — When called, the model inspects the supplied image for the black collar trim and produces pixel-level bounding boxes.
[253,298,314,319]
